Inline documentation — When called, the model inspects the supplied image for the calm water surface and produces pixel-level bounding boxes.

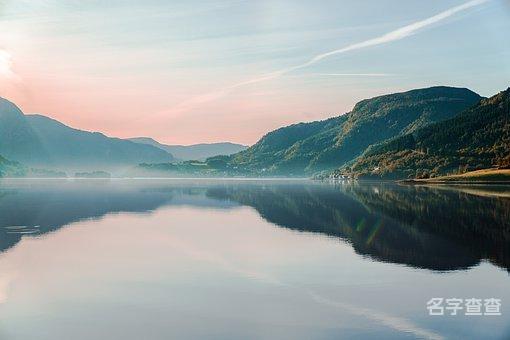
[0,179,509,339]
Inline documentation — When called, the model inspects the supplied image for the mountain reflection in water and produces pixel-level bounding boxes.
[0,179,508,272]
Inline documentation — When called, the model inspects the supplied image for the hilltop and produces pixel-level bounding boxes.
[342,88,509,179]
[207,86,482,176]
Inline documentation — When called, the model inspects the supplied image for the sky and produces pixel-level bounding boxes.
[0,0,509,145]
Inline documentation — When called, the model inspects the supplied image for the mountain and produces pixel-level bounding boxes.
[0,97,174,170]
[344,88,510,179]
[26,115,175,169]
[0,98,49,164]
[216,86,482,175]
[128,137,247,161]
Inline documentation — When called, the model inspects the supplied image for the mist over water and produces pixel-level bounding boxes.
[0,179,508,339]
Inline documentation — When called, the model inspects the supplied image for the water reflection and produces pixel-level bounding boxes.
[0,179,509,272]
[0,180,235,253]
[208,182,510,271]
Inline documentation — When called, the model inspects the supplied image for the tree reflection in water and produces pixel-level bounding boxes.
[0,179,508,272]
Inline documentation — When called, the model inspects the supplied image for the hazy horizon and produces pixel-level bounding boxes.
[0,0,509,145]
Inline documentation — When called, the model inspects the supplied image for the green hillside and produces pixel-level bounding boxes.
[213,86,482,176]
[343,88,510,179]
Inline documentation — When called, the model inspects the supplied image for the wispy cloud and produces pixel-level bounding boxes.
[167,0,489,115]
[163,233,444,340]
[311,73,394,77]
[308,291,444,340]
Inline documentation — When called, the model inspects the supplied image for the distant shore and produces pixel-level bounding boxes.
[401,169,510,185]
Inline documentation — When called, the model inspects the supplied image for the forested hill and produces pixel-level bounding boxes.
[213,86,482,175]
[344,88,510,179]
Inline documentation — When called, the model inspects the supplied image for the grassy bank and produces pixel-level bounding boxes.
[403,168,510,184]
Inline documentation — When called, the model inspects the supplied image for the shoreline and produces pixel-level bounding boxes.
[400,169,510,185]
[400,179,510,185]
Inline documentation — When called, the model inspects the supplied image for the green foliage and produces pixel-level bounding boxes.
[222,86,481,176]
[130,161,230,177]
[346,88,510,179]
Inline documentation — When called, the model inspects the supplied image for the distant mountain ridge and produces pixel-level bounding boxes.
[1,86,498,179]
[128,137,247,161]
[215,86,482,175]
[0,98,174,171]
[343,87,510,179]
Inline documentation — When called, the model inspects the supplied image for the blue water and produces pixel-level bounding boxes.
[0,179,508,339]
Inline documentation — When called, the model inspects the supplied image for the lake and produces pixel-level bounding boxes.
[0,179,508,339]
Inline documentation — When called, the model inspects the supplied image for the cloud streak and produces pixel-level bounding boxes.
[307,291,444,340]
[162,230,444,340]
[167,0,489,115]
[311,73,393,77]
